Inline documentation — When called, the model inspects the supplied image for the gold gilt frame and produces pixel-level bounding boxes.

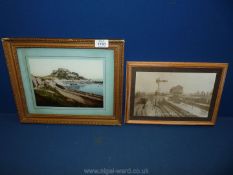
[125,62,228,125]
[2,38,124,125]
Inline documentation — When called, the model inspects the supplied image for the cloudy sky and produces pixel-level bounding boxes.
[135,72,216,94]
[28,57,104,80]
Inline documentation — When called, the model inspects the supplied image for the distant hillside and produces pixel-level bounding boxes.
[50,68,86,80]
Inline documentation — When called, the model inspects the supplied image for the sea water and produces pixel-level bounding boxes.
[68,83,103,96]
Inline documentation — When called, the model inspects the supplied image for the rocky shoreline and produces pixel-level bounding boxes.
[31,68,103,107]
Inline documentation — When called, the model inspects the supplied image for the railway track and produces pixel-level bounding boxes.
[134,98,199,117]
[157,104,172,117]
[158,102,182,117]
[182,100,209,111]
[158,100,198,117]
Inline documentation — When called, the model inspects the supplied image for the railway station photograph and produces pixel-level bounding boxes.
[133,71,217,118]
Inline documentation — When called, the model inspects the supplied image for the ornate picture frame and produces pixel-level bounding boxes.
[2,38,124,125]
[125,62,228,125]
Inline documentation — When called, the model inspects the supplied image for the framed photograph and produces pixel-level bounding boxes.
[125,62,228,125]
[2,38,124,125]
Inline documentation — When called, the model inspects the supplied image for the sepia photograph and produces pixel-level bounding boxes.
[125,62,228,125]
[29,58,104,108]
[134,72,216,118]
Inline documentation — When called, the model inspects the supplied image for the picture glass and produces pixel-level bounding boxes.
[29,58,104,108]
[17,48,114,116]
[131,69,220,120]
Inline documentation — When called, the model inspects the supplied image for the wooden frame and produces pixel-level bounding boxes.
[125,62,228,125]
[2,38,124,125]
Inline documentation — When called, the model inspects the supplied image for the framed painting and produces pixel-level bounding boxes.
[2,38,124,125]
[125,62,228,125]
